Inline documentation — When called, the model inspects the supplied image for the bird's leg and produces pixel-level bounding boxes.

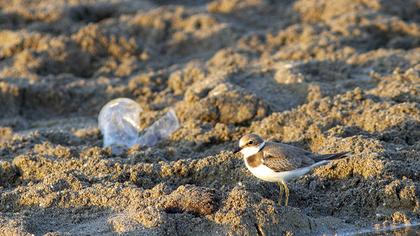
[277,182,284,206]
[282,181,290,206]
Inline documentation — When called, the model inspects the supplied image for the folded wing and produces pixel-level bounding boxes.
[262,142,315,172]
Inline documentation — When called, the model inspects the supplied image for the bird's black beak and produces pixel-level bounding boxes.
[233,147,241,154]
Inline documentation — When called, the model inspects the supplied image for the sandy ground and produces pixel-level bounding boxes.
[0,0,419,235]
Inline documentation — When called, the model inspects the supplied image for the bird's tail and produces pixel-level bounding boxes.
[309,152,349,169]
[312,152,350,162]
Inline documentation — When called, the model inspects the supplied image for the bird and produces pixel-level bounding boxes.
[233,134,348,206]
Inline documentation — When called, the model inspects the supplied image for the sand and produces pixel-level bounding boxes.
[0,0,419,235]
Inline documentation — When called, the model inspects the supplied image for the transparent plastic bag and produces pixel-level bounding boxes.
[137,109,180,147]
[98,98,180,151]
[98,98,142,148]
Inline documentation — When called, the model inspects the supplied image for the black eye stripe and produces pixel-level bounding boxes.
[240,140,256,148]
[244,141,255,147]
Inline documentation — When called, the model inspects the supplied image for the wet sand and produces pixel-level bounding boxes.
[0,0,419,235]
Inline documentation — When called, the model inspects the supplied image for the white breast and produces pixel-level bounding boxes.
[244,161,279,182]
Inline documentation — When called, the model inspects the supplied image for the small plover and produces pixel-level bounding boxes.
[234,134,348,206]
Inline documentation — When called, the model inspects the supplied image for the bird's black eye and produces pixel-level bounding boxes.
[248,140,254,145]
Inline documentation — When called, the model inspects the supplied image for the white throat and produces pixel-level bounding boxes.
[240,142,266,158]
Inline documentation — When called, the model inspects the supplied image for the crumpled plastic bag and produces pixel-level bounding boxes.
[98,98,180,152]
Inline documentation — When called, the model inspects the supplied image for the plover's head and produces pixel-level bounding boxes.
[234,134,265,157]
